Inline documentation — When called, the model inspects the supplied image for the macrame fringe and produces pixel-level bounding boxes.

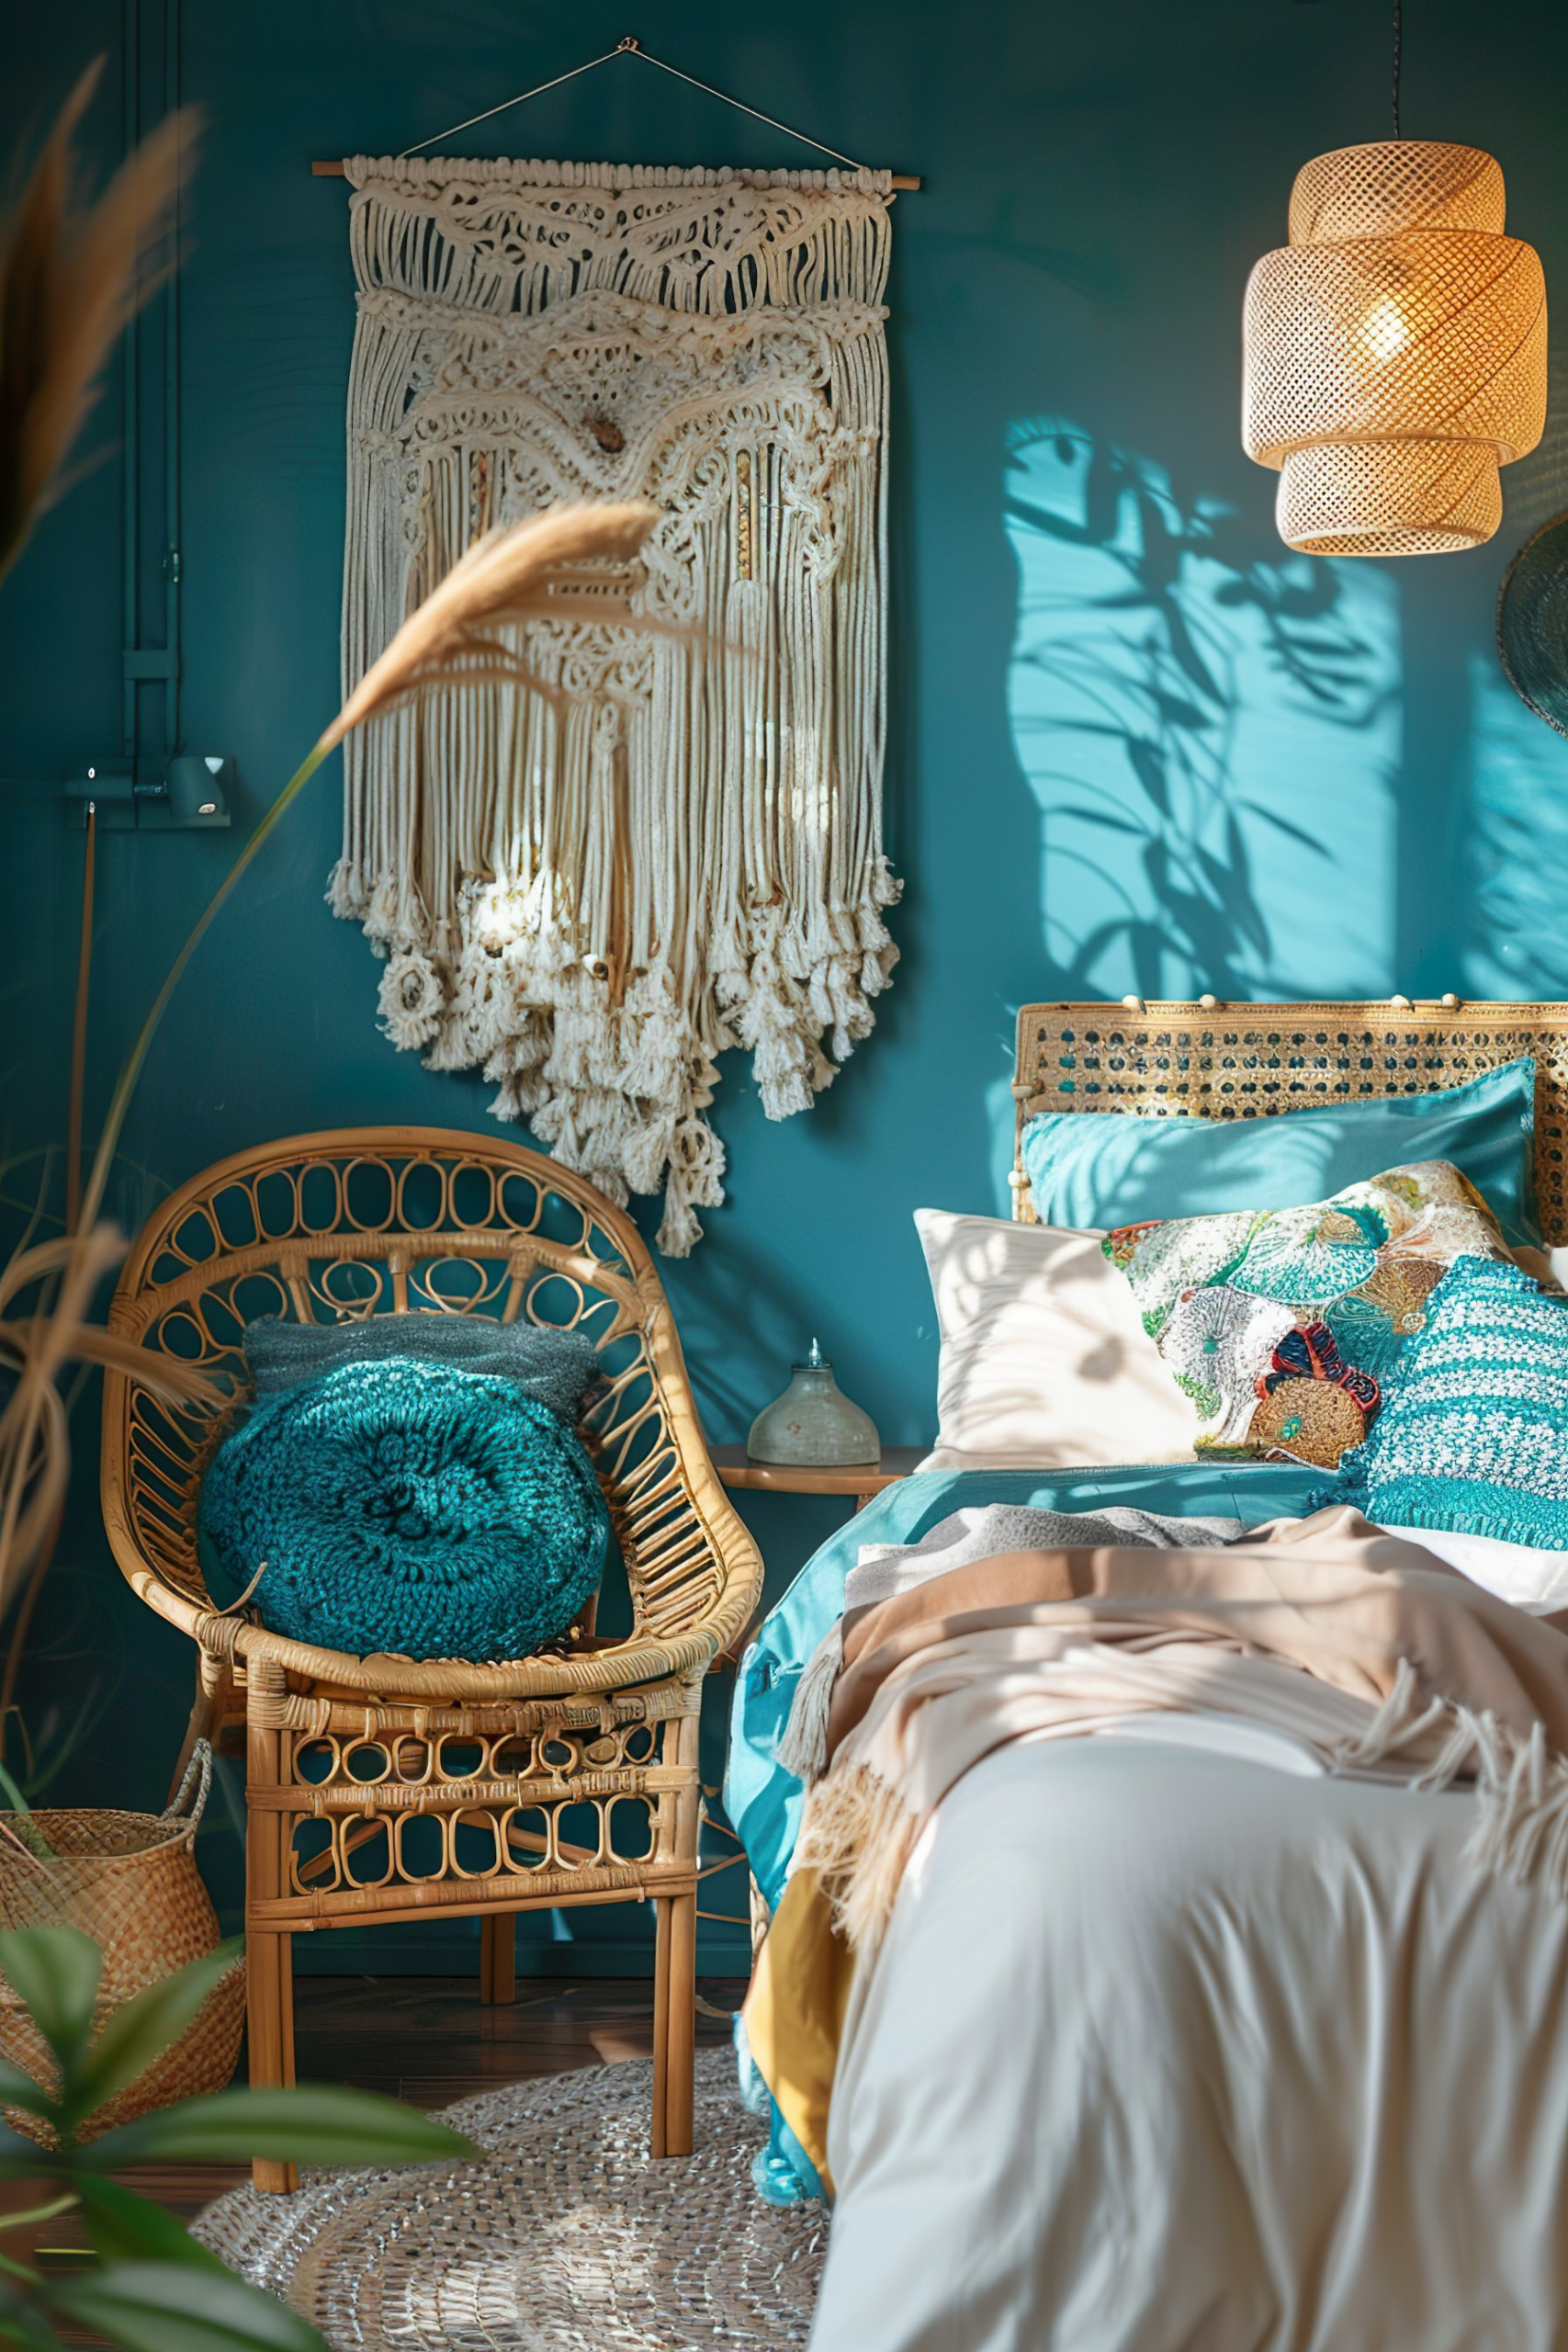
[1343,1497,1562,1551]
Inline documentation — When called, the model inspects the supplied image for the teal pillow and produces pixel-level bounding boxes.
[1022,1057,1540,1246]
[198,1359,609,1660]
[1328,1255,1568,1547]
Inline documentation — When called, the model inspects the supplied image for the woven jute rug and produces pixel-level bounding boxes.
[195,2049,827,2350]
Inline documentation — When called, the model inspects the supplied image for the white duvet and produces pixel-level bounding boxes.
[812,1735,1568,2352]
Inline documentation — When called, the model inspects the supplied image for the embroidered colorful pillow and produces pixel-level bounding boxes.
[1328,1257,1568,1548]
[1102,1159,1510,1469]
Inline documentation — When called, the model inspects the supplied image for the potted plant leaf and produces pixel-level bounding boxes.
[0,1923,479,2350]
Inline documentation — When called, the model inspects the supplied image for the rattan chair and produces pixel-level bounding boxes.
[100,1127,761,2191]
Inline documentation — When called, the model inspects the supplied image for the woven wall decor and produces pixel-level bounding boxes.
[333,157,900,1253]
[1497,512,1568,738]
[1243,141,1547,556]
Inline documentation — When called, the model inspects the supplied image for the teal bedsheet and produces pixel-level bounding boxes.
[725,1461,1325,1907]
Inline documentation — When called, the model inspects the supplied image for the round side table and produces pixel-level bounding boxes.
[706,1444,927,1517]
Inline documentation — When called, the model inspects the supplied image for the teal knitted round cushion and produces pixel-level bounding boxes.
[197,1359,609,1661]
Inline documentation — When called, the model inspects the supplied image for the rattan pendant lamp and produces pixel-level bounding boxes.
[1242,0,1547,556]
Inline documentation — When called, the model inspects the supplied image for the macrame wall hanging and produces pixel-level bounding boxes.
[328,74,902,1254]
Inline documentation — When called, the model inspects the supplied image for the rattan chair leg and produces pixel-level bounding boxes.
[246,1671,298,2194]
[652,1890,696,2157]
[668,1889,697,2156]
[479,1912,516,2004]
[247,1932,297,2194]
[651,1894,672,2159]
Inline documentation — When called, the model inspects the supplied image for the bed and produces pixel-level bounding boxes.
[727,998,1568,2352]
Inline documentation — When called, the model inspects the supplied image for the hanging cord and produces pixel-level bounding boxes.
[405,44,626,154]
[406,36,865,171]
[619,40,864,169]
[1392,0,1404,139]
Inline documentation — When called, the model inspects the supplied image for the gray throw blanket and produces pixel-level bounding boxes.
[243,1312,601,1421]
[845,1504,1244,1615]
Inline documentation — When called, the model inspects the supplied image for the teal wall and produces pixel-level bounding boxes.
[6,0,1568,1972]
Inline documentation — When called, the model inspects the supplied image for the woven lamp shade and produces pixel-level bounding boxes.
[1243,141,1547,556]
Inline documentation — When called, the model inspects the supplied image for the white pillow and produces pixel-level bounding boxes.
[1510,1246,1568,1295]
[1378,1522,1568,1615]
[913,1209,1199,1473]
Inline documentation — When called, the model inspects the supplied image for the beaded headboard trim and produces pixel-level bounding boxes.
[1010,998,1568,1245]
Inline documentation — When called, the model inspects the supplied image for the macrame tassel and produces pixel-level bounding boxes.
[325,859,367,921]
[378,949,445,1050]
[1461,1718,1568,1897]
[1331,1656,1449,1767]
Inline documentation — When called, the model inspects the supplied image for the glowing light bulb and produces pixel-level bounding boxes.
[1360,296,1411,362]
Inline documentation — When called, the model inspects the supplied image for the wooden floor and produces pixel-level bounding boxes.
[286,1969,746,2107]
[6,1973,746,2314]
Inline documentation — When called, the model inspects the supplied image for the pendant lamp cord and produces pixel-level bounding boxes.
[1392,0,1404,139]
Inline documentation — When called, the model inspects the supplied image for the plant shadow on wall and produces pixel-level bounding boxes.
[1463,652,1568,999]
[1458,359,1568,1003]
[1004,417,1404,1002]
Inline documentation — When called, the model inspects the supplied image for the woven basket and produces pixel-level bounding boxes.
[0,1744,245,2143]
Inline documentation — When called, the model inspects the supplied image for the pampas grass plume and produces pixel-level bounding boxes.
[0,57,199,586]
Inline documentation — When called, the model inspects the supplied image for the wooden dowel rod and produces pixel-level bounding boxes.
[310,158,921,186]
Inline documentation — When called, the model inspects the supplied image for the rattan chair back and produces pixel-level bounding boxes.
[101,1125,759,1697]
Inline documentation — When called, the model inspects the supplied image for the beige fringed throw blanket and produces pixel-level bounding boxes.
[747,1507,1568,2187]
[795,1506,1568,1954]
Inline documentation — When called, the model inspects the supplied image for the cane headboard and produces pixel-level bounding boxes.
[1010,998,1568,1246]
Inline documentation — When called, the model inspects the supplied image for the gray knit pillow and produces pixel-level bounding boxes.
[243,1315,602,1424]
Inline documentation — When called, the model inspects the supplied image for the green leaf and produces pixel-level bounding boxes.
[0,2273,65,2351]
[68,1941,243,2125]
[44,2260,331,2352]
[0,2063,59,2122]
[0,2133,67,2184]
[84,2086,480,2169]
[0,1768,52,1864]
[0,1932,100,2081]
[75,2179,231,2273]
